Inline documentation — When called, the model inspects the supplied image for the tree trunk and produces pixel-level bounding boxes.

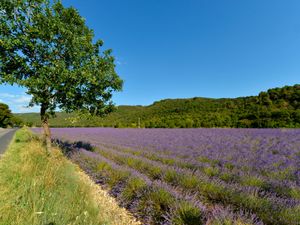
[41,104,51,152]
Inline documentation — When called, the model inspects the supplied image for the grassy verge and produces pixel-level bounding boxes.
[0,128,139,225]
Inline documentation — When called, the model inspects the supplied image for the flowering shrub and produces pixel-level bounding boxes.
[34,128,300,225]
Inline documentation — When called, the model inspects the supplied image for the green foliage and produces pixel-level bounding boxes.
[279,206,300,225]
[268,167,297,181]
[219,172,236,182]
[241,176,265,188]
[0,0,122,119]
[164,169,181,185]
[108,169,130,187]
[171,201,203,225]
[0,102,22,127]
[290,187,300,200]
[0,103,13,127]
[121,177,147,202]
[97,161,112,172]
[203,166,220,177]
[16,84,300,128]
[141,188,175,221]
[180,175,199,189]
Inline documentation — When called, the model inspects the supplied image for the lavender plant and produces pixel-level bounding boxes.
[32,127,300,224]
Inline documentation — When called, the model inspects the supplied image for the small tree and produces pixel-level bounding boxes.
[0,0,122,151]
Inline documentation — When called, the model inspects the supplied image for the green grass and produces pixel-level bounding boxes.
[0,128,139,225]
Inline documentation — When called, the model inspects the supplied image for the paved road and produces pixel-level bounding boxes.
[0,129,17,155]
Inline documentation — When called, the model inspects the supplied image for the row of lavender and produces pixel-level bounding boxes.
[34,128,300,224]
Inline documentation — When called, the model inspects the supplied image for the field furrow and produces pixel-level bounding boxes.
[71,148,260,225]
[91,145,299,224]
[32,128,300,225]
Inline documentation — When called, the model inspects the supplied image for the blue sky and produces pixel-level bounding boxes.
[1,0,300,113]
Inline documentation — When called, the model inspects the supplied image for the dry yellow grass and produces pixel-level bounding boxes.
[76,167,141,225]
[0,128,140,225]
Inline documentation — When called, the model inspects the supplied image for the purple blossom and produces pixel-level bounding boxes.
[32,127,300,224]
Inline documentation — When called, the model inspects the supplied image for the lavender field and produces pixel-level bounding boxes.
[34,128,300,225]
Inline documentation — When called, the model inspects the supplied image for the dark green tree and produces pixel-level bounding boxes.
[0,103,13,128]
[0,0,122,151]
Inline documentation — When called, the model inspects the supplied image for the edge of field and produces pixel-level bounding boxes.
[0,128,140,225]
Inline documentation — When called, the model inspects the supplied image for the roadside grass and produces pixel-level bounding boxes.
[0,128,139,225]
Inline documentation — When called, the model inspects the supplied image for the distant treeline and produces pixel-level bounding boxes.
[0,103,23,128]
[16,84,300,128]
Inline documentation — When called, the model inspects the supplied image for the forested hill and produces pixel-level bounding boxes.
[16,84,300,128]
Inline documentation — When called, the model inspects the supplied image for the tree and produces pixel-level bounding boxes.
[0,0,122,151]
[10,116,24,127]
[0,103,13,128]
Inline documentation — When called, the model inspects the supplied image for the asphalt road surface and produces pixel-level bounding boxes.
[0,129,17,155]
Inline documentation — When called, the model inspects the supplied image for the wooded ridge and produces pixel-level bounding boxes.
[15,84,300,128]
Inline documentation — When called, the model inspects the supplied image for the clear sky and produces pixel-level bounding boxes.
[1,0,300,113]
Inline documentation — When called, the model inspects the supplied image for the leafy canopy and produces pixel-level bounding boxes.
[0,0,122,116]
[0,103,20,127]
